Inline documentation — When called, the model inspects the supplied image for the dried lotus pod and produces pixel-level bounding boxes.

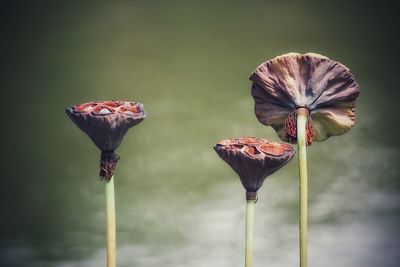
[214,137,294,199]
[214,137,294,267]
[66,100,146,180]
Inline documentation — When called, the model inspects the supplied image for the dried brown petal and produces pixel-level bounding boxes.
[100,151,120,181]
[284,110,314,145]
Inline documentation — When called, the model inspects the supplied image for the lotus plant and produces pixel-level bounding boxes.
[66,100,146,267]
[250,53,360,267]
[214,137,294,267]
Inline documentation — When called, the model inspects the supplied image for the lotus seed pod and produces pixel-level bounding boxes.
[214,137,295,199]
[66,100,146,180]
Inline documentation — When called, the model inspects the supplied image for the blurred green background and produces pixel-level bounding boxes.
[1,1,399,266]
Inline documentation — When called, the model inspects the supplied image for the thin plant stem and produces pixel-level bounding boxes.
[245,198,255,267]
[105,176,116,267]
[297,108,308,267]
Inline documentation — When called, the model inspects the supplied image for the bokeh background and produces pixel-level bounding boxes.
[1,1,399,266]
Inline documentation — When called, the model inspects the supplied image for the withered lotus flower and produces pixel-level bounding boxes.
[214,137,294,199]
[250,53,360,267]
[250,52,360,145]
[214,137,294,267]
[66,100,146,180]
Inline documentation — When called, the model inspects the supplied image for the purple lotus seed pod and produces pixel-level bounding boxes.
[250,53,360,145]
[66,100,146,180]
[214,137,295,199]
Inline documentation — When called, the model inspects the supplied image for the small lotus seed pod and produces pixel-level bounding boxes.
[214,137,294,200]
[66,100,146,180]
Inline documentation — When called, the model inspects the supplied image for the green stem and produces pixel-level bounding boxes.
[297,108,308,267]
[245,198,255,267]
[105,177,116,267]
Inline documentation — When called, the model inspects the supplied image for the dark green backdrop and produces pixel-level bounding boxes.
[1,1,399,266]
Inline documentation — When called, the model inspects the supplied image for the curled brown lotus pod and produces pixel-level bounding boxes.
[66,100,146,181]
[250,53,360,145]
[214,137,295,199]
